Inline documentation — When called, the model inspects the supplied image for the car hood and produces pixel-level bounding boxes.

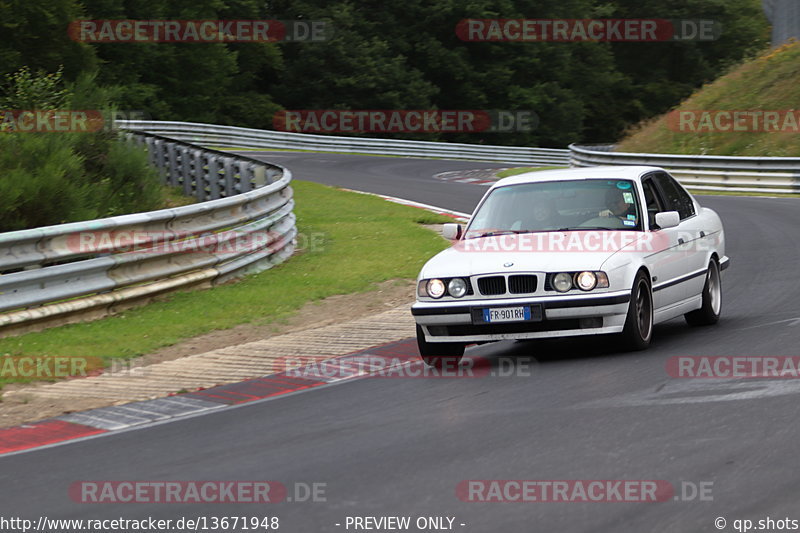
[420,231,646,278]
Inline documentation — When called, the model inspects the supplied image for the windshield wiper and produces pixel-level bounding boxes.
[471,230,519,238]
[469,230,536,239]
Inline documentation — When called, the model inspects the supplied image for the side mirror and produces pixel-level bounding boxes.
[442,223,463,240]
[654,211,680,230]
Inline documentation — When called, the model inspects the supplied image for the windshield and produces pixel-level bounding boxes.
[465,179,642,238]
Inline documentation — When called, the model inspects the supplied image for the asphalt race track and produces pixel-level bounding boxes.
[2,153,799,532]
[245,151,497,211]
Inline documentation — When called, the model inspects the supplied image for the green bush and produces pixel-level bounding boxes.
[88,134,162,217]
[0,67,164,231]
[0,134,92,230]
[0,66,69,110]
[0,132,162,231]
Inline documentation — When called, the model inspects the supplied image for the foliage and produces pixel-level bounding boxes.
[0,66,71,110]
[0,67,161,230]
[0,0,770,146]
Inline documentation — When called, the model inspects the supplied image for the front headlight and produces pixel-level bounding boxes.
[548,271,608,292]
[427,278,446,299]
[448,278,468,298]
[575,271,597,291]
[553,272,573,293]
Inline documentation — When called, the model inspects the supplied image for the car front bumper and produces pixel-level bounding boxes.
[412,290,631,343]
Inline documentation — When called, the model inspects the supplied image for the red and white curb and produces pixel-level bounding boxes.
[0,339,420,456]
[340,188,470,222]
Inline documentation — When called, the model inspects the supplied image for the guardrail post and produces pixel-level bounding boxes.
[154,139,165,178]
[222,158,235,197]
[166,142,180,187]
[239,163,253,192]
[191,149,205,200]
[248,166,269,191]
[178,146,192,197]
[207,155,221,200]
[144,136,157,168]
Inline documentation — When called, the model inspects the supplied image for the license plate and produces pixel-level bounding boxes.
[483,306,530,323]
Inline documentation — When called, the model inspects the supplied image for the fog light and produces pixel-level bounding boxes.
[428,326,448,336]
[579,317,603,329]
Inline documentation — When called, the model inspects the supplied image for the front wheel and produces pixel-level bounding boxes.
[685,259,721,326]
[416,325,464,367]
[620,271,653,351]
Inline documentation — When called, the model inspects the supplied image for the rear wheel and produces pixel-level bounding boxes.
[685,259,721,326]
[416,324,464,367]
[621,271,653,351]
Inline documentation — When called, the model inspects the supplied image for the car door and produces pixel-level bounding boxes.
[640,173,687,309]
[651,172,708,300]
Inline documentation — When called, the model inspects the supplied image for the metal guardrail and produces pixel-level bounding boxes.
[0,132,296,333]
[128,132,283,201]
[124,121,800,194]
[120,120,572,166]
[570,144,800,194]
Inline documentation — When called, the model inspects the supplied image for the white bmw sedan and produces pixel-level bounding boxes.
[412,166,729,366]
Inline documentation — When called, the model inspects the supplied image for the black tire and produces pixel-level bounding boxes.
[416,324,464,368]
[620,270,654,351]
[685,259,721,326]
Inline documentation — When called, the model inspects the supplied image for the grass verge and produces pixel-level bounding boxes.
[617,42,800,156]
[0,180,453,388]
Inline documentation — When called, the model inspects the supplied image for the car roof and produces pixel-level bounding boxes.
[491,165,663,189]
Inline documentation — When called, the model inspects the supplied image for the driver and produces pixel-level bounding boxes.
[599,188,634,220]
[531,198,553,225]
